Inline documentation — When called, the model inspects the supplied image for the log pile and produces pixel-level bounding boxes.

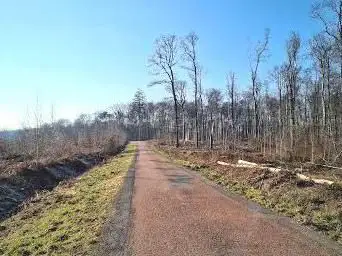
[217,160,334,185]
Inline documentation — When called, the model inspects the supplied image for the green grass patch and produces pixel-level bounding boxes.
[0,144,136,256]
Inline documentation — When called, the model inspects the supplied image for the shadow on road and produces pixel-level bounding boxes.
[165,174,193,185]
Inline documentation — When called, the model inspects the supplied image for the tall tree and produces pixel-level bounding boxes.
[128,89,147,140]
[182,32,200,148]
[310,34,333,130]
[227,72,236,131]
[312,0,342,80]
[206,89,222,149]
[149,35,180,147]
[285,32,301,158]
[250,29,270,138]
[312,1,342,139]
[176,81,187,143]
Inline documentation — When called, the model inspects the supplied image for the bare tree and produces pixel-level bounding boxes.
[206,89,222,149]
[198,69,205,143]
[285,32,301,158]
[312,0,342,79]
[226,72,237,149]
[249,29,270,138]
[176,81,187,143]
[312,0,342,145]
[182,32,200,148]
[227,72,236,130]
[34,96,43,163]
[310,34,333,128]
[269,65,285,158]
[149,35,180,147]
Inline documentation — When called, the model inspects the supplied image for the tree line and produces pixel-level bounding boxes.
[1,111,127,162]
[126,0,342,164]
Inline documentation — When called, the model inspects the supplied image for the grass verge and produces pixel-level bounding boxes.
[0,144,136,256]
[154,146,342,244]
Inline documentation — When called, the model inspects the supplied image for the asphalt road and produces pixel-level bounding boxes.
[127,142,341,256]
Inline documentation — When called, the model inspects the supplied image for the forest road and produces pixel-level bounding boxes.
[126,141,341,256]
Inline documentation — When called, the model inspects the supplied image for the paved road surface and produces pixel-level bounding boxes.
[128,142,341,256]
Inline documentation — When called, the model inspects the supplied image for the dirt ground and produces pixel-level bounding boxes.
[127,141,341,256]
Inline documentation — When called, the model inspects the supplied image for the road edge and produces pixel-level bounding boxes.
[95,144,138,256]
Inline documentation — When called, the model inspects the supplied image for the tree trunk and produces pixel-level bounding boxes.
[210,113,214,149]
[183,111,186,144]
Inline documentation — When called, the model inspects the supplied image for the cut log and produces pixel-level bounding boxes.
[216,161,250,168]
[217,161,334,185]
[217,161,282,173]
[237,160,258,167]
[217,161,231,166]
[296,173,333,185]
[296,173,310,181]
[267,167,282,173]
[236,164,259,168]
[312,178,334,185]
[217,161,259,168]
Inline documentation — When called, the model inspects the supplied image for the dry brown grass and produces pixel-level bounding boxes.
[155,143,342,244]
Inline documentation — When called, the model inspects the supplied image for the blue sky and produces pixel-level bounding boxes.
[0,0,320,129]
